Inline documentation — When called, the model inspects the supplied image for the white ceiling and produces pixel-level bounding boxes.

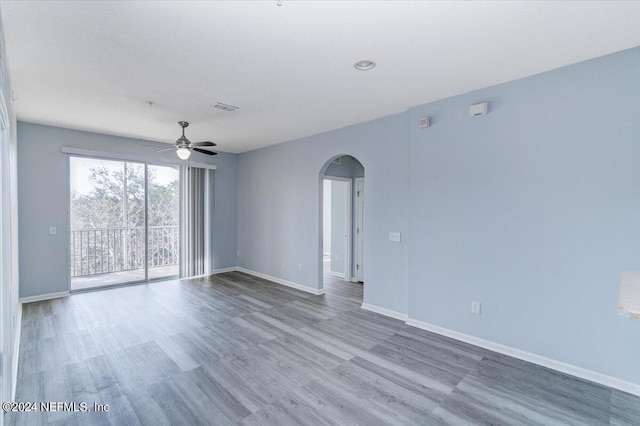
[2,1,640,153]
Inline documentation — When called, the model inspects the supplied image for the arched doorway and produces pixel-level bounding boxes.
[318,155,365,297]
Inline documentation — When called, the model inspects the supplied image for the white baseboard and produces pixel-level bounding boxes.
[236,267,325,296]
[19,291,69,304]
[361,303,408,321]
[405,318,640,397]
[11,302,22,401]
[355,301,640,396]
[212,267,237,274]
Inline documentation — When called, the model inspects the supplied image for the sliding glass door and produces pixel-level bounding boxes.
[69,157,179,291]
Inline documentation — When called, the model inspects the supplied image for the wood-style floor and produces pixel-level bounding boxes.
[7,271,640,425]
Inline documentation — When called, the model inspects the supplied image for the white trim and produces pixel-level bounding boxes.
[0,91,8,130]
[237,267,325,296]
[212,267,237,274]
[61,146,218,170]
[361,303,408,321]
[345,180,352,282]
[405,318,640,397]
[19,291,69,304]
[66,156,72,294]
[11,302,22,401]
[327,271,344,279]
[355,177,364,282]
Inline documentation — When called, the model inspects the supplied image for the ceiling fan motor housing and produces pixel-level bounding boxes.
[177,121,191,147]
[176,135,191,147]
[171,121,218,156]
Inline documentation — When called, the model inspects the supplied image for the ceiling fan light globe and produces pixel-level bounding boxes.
[176,147,191,160]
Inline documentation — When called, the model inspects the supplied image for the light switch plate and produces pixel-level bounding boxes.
[389,232,401,242]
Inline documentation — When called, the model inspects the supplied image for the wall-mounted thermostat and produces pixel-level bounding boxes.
[469,102,488,117]
[419,116,430,129]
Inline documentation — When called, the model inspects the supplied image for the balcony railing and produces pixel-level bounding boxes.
[70,226,179,278]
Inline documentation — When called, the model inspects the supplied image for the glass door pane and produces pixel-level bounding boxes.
[147,164,179,280]
[124,162,147,280]
[69,158,147,290]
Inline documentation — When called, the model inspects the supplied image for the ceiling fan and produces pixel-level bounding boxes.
[156,121,217,160]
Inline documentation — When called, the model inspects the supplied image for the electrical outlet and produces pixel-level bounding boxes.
[298,263,303,271]
[471,301,481,314]
[49,226,57,235]
[389,232,401,242]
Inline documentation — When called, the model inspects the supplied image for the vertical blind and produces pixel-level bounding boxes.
[179,166,214,278]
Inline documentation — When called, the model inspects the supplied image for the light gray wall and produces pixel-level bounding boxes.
[408,47,640,384]
[237,113,410,314]
[329,179,347,276]
[17,122,238,298]
[237,46,640,385]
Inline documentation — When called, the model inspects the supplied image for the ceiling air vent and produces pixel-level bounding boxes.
[213,102,239,112]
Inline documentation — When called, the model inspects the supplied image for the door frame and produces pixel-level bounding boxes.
[67,155,180,292]
[355,177,364,282]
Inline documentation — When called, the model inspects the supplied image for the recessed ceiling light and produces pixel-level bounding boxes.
[354,60,376,71]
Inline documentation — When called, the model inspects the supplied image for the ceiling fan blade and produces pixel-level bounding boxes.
[155,147,175,153]
[193,148,218,156]
[192,141,217,147]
